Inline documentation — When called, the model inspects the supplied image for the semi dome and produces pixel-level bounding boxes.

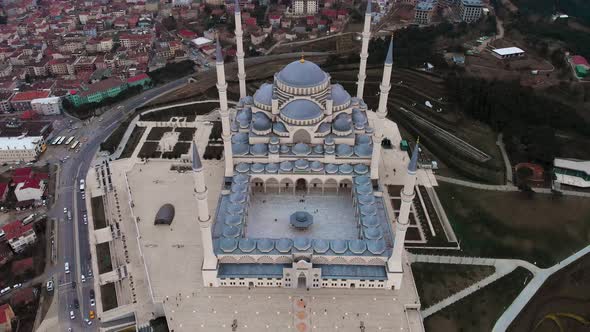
[280,99,323,123]
[331,84,351,106]
[277,60,328,88]
[253,83,273,106]
[252,112,271,132]
[154,204,175,225]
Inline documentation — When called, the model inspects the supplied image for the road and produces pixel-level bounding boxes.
[46,75,191,331]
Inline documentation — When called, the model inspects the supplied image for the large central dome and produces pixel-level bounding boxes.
[277,60,328,88]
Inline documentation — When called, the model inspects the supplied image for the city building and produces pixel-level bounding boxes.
[414,0,436,25]
[30,96,62,115]
[9,90,51,112]
[491,47,525,59]
[2,220,37,253]
[290,0,318,16]
[0,136,45,164]
[68,77,127,107]
[460,0,483,22]
[126,73,152,89]
[0,92,13,113]
[553,158,590,188]
[0,304,14,332]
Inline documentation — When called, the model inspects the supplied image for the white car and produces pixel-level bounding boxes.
[12,283,22,289]
[0,287,11,295]
[70,310,75,320]
[63,207,68,214]
[89,299,95,307]
[65,262,70,274]
[81,275,86,283]
[46,280,54,292]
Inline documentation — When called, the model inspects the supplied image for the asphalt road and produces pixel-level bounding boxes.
[47,76,191,331]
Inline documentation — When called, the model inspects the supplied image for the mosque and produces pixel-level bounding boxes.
[192,0,419,291]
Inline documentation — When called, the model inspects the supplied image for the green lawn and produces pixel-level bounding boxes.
[435,183,590,267]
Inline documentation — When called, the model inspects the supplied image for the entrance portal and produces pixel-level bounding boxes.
[296,179,307,192]
[297,273,307,288]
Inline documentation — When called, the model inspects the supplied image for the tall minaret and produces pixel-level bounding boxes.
[215,36,234,177]
[370,37,393,180]
[234,0,247,99]
[387,141,419,289]
[192,143,218,285]
[356,0,372,99]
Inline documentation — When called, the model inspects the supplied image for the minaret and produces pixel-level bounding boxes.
[192,143,218,285]
[234,0,247,99]
[356,0,372,99]
[387,141,419,289]
[215,36,234,177]
[370,37,393,180]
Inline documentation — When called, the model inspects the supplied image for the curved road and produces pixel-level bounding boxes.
[50,75,192,331]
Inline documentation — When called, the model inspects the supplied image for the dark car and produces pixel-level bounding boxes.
[74,299,79,309]
[89,289,95,299]
[72,281,76,289]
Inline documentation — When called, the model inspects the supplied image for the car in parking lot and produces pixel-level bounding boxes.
[90,298,95,306]
[0,287,11,295]
[70,310,75,320]
[74,299,79,309]
[89,310,95,319]
[63,207,67,214]
[81,275,85,283]
[46,280,54,292]
[12,283,21,289]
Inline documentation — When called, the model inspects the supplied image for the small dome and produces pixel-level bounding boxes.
[252,112,271,132]
[281,99,323,122]
[232,143,249,156]
[354,175,371,185]
[250,143,268,156]
[339,164,353,174]
[235,162,250,173]
[236,108,252,128]
[310,161,324,172]
[325,163,339,174]
[227,203,245,216]
[280,161,293,172]
[356,183,372,195]
[333,114,352,133]
[276,238,293,253]
[361,215,379,227]
[269,144,279,153]
[358,194,375,205]
[232,132,249,144]
[238,238,256,252]
[360,205,377,216]
[367,239,386,255]
[154,204,175,225]
[331,84,351,106]
[354,164,369,174]
[230,192,246,203]
[312,145,324,154]
[294,159,309,170]
[354,144,373,157]
[257,238,274,253]
[233,174,249,184]
[330,239,348,254]
[293,237,312,250]
[253,83,273,105]
[356,134,371,145]
[223,226,241,238]
[364,226,383,240]
[265,163,279,173]
[220,238,238,253]
[336,144,353,157]
[348,239,367,254]
[225,215,242,226]
[277,60,328,88]
[352,108,367,125]
[251,163,265,173]
[270,136,280,144]
[293,143,312,155]
[231,182,248,193]
[324,136,335,145]
[280,144,290,154]
[313,239,330,253]
[316,122,331,134]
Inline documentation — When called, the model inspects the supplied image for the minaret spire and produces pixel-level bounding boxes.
[192,143,218,285]
[234,0,247,99]
[387,141,419,289]
[356,0,372,99]
[370,36,394,180]
[214,35,234,177]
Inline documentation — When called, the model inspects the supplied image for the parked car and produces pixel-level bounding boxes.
[0,287,11,295]
[12,283,22,289]
[89,310,95,319]
[70,310,75,320]
[46,280,54,292]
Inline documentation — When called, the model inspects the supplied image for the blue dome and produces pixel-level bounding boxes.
[232,143,249,156]
[251,163,265,173]
[233,174,249,184]
[354,164,369,174]
[280,161,293,172]
[325,163,338,174]
[254,83,273,105]
[273,122,287,133]
[354,144,373,157]
[316,122,331,134]
[257,238,274,253]
[354,175,371,185]
[361,215,379,227]
[312,145,324,154]
[293,237,312,250]
[339,164,353,174]
[238,238,256,252]
[348,239,367,254]
[313,239,330,253]
[364,226,383,240]
[223,226,241,238]
[324,136,335,145]
[280,145,290,154]
[265,163,279,173]
[230,192,246,203]
[293,143,311,155]
[250,143,268,156]
[360,205,377,216]
[269,144,279,153]
[294,159,309,170]
[252,112,271,131]
[281,99,323,121]
[367,239,386,255]
[276,238,293,253]
[356,134,371,145]
[225,215,242,226]
[352,109,367,125]
[235,162,250,173]
[330,239,348,254]
[232,132,249,144]
[336,144,353,157]
[333,114,352,132]
[236,108,252,128]
[331,84,351,106]
[277,60,328,87]
[310,161,324,171]
[220,238,238,253]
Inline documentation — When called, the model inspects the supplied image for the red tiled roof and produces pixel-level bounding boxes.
[19,178,42,190]
[12,167,33,181]
[10,287,35,306]
[127,73,149,83]
[0,304,10,324]
[11,257,33,274]
[178,29,197,38]
[572,55,589,67]
[10,90,50,102]
[2,221,33,241]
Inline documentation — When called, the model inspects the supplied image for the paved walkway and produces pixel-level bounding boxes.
[435,175,518,191]
[410,245,590,329]
[496,133,513,184]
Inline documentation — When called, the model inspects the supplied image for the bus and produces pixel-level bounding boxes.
[51,137,60,145]
[70,141,79,150]
[65,136,75,145]
[56,137,66,145]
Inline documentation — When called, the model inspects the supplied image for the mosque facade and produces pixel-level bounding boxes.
[192,0,418,291]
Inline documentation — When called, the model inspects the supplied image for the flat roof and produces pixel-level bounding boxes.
[461,0,483,6]
[492,47,525,56]
[554,158,590,175]
[30,96,61,104]
[0,136,43,150]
